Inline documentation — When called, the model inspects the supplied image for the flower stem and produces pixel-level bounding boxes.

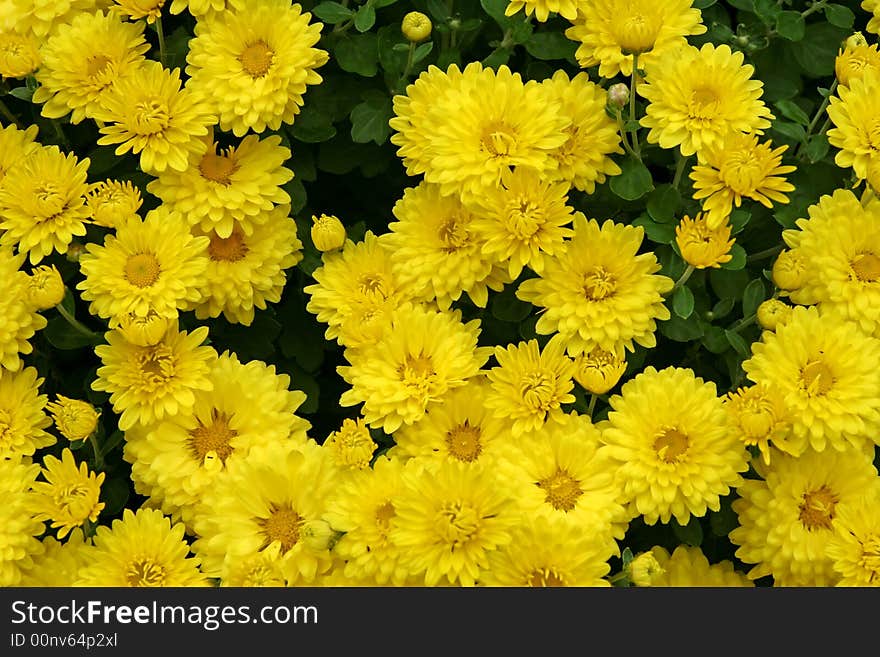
[673,264,695,291]
[731,313,757,333]
[88,432,104,470]
[0,97,23,128]
[56,302,100,342]
[747,244,784,263]
[156,15,167,67]
[402,41,416,79]
[587,394,598,419]
[672,153,690,190]
[795,79,837,159]
[629,53,641,159]
[614,108,638,159]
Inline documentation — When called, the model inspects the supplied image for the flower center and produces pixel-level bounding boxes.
[798,485,838,531]
[537,468,583,512]
[438,214,470,251]
[616,14,660,54]
[34,182,65,217]
[261,505,304,554]
[126,559,166,587]
[208,229,248,262]
[199,151,238,185]
[653,427,689,463]
[582,267,616,300]
[519,371,556,411]
[85,54,112,79]
[482,125,517,157]
[527,568,566,587]
[124,253,161,288]
[688,87,720,120]
[719,155,765,195]
[132,98,171,135]
[445,421,483,462]
[434,502,479,546]
[801,360,834,397]
[135,345,175,389]
[53,484,95,520]
[738,396,776,440]
[240,40,274,78]
[189,410,237,464]
[398,353,436,391]
[507,199,543,239]
[852,252,880,282]
[858,535,880,578]
[375,501,396,531]
[0,410,12,447]
[357,273,389,296]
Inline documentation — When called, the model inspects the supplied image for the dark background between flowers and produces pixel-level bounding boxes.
[3,0,875,584]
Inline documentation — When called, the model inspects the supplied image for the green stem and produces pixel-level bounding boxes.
[608,571,630,586]
[795,80,837,159]
[629,53,641,159]
[587,394,598,419]
[402,41,416,80]
[51,119,68,146]
[672,153,690,190]
[0,97,23,128]
[673,264,695,291]
[614,108,637,159]
[156,15,167,67]
[88,432,104,470]
[731,313,757,333]
[747,244,784,263]
[56,302,100,341]
[801,0,828,19]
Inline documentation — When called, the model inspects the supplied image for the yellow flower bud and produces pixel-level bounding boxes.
[756,299,793,331]
[675,213,735,269]
[402,11,432,43]
[0,32,40,79]
[627,551,665,587]
[26,265,66,310]
[607,83,630,109]
[46,395,101,442]
[115,311,173,347]
[301,519,337,552]
[310,214,347,253]
[324,417,376,470]
[574,347,627,395]
[771,249,806,291]
[66,242,86,263]
[834,32,880,87]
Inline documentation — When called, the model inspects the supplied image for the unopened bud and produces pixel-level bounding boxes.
[402,11,432,43]
[772,250,806,291]
[46,395,101,442]
[26,265,65,310]
[115,311,172,347]
[310,214,347,253]
[756,299,793,331]
[607,83,630,109]
[627,551,665,587]
[66,242,86,263]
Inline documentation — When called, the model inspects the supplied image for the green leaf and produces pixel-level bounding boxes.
[609,157,654,201]
[791,23,850,77]
[480,0,515,26]
[660,314,705,342]
[350,93,393,145]
[334,33,380,77]
[710,268,750,300]
[673,285,695,320]
[702,326,730,354]
[354,4,376,32]
[491,286,533,322]
[709,497,740,538]
[290,106,337,143]
[774,99,811,126]
[742,279,766,318]
[412,41,434,64]
[672,516,704,547]
[824,4,855,28]
[100,477,131,518]
[425,0,450,20]
[775,11,805,41]
[720,244,747,270]
[646,185,681,224]
[631,215,675,244]
[693,0,717,7]
[312,1,354,23]
[44,317,98,351]
[524,32,577,61]
[725,329,751,357]
[8,87,33,101]
[729,209,751,235]
[803,134,830,163]
[712,297,736,320]
[771,120,806,143]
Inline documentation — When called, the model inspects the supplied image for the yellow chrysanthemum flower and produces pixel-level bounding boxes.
[323,417,376,472]
[169,0,231,17]
[0,459,44,586]
[0,366,53,460]
[185,0,328,137]
[482,515,613,586]
[19,531,92,586]
[826,490,880,586]
[601,366,749,525]
[94,60,214,174]
[675,213,735,268]
[31,448,105,539]
[835,33,880,87]
[0,249,47,371]
[390,62,569,197]
[828,69,880,184]
[32,10,149,124]
[84,181,141,231]
[75,507,210,586]
[124,351,310,529]
[383,181,509,309]
[485,338,576,438]
[146,131,293,239]
[565,0,706,78]
[92,323,217,431]
[691,132,795,229]
[0,30,39,78]
[193,204,303,326]
[540,70,623,193]
[730,446,880,586]
[25,264,65,310]
[304,231,414,349]
[465,167,575,280]
[639,43,773,156]
[633,545,752,587]
[389,376,506,467]
[78,208,209,323]
[0,145,90,265]
[864,0,880,35]
[724,384,796,466]
[517,214,674,356]
[220,542,286,586]
[323,456,411,586]
[110,0,165,22]
[742,306,880,454]
[390,460,517,587]
[573,346,627,395]
[46,395,101,442]
[0,123,39,186]
[505,0,578,21]
[338,304,492,434]
[192,441,337,585]
[1,0,103,39]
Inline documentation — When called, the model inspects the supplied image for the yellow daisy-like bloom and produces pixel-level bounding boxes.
[0,366,53,461]
[828,70,880,184]
[323,456,411,586]
[32,10,149,124]
[92,323,217,431]
[95,60,214,174]
[495,412,630,550]
[0,249,47,371]
[482,514,613,586]
[310,213,346,253]
[826,490,880,586]
[517,214,674,356]
[46,395,101,442]
[573,346,627,395]
[78,208,209,323]
[864,0,880,35]
[110,0,165,22]
[19,532,92,587]
[0,0,103,39]
[185,0,328,137]
[541,70,623,194]
[601,366,749,525]
[730,446,879,586]
[0,145,90,265]
[384,181,509,309]
[466,167,575,280]
[639,43,774,156]
[835,33,880,87]
[742,305,880,454]
[390,460,517,587]
[675,213,735,268]
[389,377,506,467]
[0,459,44,586]
[31,448,105,540]
[781,189,880,335]
[169,0,231,17]
[0,30,40,78]
[691,132,796,229]
[193,204,303,326]
[85,180,142,229]
[634,545,752,587]
[338,304,491,434]
[390,62,569,197]
[0,123,39,185]
[756,298,793,332]
[724,384,795,466]
[220,542,286,586]
[146,131,293,239]
[25,264,65,310]
[192,441,337,585]
[124,351,310,529]
[323,418,376,472]
[485,338,576,438]
[75,507,210,586]
[565,0,706,78]
[304,231,414,349]
[505,0,579,22]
